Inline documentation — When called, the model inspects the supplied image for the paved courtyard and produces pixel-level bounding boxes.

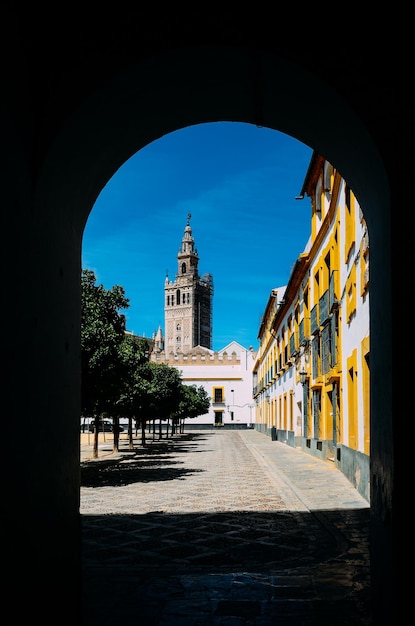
[81,429,372,625]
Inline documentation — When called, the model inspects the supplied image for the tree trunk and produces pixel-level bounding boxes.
[128,416,134,450]
[141,418,146,447]
[113,416,120,453]
[93,414,99,459]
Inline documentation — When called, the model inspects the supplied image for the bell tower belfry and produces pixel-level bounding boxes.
[164,214,213,354]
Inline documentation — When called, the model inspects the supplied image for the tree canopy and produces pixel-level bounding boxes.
[80,269,211,453]
[81,268,130,417]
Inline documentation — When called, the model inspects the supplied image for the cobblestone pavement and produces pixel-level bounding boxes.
[81,429,372,625]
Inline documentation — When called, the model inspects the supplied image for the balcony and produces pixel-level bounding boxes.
[289,332,299,358]
[310,304,319,335]
[329,271,339,311]
[298,319,310,346]
[319,289,330,326]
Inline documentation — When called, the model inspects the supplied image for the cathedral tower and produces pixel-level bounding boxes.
[164,214,213,354]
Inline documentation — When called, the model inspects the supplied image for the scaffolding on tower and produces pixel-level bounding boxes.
[197,273,214,349]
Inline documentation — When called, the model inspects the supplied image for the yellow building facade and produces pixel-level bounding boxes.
[253,153,370,501]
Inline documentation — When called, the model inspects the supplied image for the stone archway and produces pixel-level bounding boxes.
[3,42,394,625]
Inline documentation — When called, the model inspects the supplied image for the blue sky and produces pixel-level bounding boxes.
[82,122,313,351]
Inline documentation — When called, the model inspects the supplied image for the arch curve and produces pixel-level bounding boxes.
[39,44,389,234]
[2,31,397,625]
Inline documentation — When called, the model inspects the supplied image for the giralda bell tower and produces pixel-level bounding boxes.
[164,214,213,354]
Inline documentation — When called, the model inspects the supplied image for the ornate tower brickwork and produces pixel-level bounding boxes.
[164,214,213,354]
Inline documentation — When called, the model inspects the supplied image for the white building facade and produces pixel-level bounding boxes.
[152,341,257,428]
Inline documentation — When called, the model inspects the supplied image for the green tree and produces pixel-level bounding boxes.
[81,269,129,458]
[145,362,186,441]
[116,334,151,449]
[173,384,211,434]
[118,360,183,447]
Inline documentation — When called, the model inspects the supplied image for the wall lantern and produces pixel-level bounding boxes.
[299,369,307,386]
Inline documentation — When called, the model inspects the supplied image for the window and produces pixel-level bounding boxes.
[344,185,356,262]
[346,265,357,323]
[315,178,322,214]
[321,324,331,374]
[213,388,223,403]
[312,389,321,439]
[312,334,321,379]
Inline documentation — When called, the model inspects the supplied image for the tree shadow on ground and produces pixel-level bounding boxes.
[81,432,210,487]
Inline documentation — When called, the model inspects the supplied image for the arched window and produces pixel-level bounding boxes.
[176,289,180,303]
[181,262,186,274]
